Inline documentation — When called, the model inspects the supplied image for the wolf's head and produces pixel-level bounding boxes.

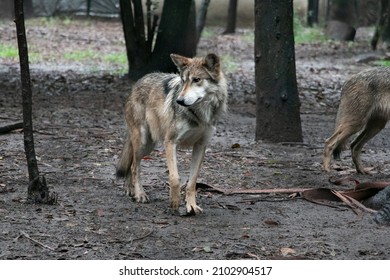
[170,53,222,107]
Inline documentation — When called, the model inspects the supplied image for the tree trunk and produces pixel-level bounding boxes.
[327,0,358,26]
[119,0,151,77]
[120,0,196,79]
[326,0,358,41]
[196,0,211,45]
[371,0,390,50]
[147,0,196,75]
[223,0,238,34]
[0,122,23,134]
[14,0,56,204]
[307,0,319,26]
[254,0,302,143]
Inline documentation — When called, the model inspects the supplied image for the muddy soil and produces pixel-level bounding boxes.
[1,19,390,260]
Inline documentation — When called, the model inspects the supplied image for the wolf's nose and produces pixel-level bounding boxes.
[176,98,187,106]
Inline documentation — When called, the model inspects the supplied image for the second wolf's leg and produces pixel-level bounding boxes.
[350,117,387,174]
[165,141,181,210]
[323,121,364,172]
[185,143,206,214]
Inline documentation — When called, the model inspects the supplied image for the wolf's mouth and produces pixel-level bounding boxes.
[176,97,202,107]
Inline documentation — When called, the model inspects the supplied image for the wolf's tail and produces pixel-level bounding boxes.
[116,135,132,178]
[332,109,348,160]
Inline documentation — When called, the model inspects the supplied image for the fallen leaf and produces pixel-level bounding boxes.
[95,208,105,217]
[192,246,213,253]
[231,143,240,149]
[66,222,78,227]
[280,247,296,256]
[203,246,212,253]
[263,219,280,226]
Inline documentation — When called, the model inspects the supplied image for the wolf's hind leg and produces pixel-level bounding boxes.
[323,120,364,172]
[165,141,181,210]
[351,117,387,174]
[131,126,154,203]
[116,135,135,196]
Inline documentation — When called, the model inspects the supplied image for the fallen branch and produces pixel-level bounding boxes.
[131,228,154,242]
[197,180,389,216]
[0,122,23,135]
[197,183,311,195]
[331,190,363,216]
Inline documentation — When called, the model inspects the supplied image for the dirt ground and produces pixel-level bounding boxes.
[1,18,390,260]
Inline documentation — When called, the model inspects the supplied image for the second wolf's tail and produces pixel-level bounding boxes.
[116,135,132,178]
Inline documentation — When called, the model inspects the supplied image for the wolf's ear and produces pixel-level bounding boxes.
[203,53,220,79]
[204,53,220,72]
[170,54,190,71]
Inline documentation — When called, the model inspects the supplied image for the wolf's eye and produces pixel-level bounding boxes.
[192,77,201,83]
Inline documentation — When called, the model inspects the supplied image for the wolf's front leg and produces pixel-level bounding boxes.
[165,142,181,210]
[186,144,206,214]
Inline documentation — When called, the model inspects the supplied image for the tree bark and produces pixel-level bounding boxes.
[325,0,358,41]
[0,122,23,134]
[327,0,358,26]
[307,0,319,27]
[120,0,196,79]
[254,0,302,143]
[148,0,195,74]
[196,0,211,45]
[14,0,56,204]
[371,0,390,50]
[223,0,238,34]
[120,0,136,74]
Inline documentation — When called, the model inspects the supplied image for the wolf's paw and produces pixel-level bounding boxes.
[323,165,331,172]
[322,160,331,172]
[124,182,135,197]
[170,199,180,211]
[186,203,203,215]
[124,187,134,197]
[357,167,372,175]
[134,192,149,203]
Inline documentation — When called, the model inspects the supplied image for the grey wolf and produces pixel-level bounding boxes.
[116,53,228,214]
[323,67,390,174]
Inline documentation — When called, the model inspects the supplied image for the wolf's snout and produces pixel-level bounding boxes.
[176,97,188,107]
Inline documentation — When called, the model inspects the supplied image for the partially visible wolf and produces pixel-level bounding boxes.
[323,67,390,174]
[116,53,228,214]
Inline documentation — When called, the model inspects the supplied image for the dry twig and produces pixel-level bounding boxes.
[19,230,56,251]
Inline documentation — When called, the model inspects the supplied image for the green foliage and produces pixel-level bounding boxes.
[63,50,127,74]
[27,16,75,27]
[104,53,127,65]
[103,53,127,75]
[221,54,238,73]
[242,31,254,43]
[294,15,326,44]
[63,50,99,61]
[0,43,40,62]
[0,44,18,59]
[201,27,215,39]
[63,50,127,65]
[375,60,390,67]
